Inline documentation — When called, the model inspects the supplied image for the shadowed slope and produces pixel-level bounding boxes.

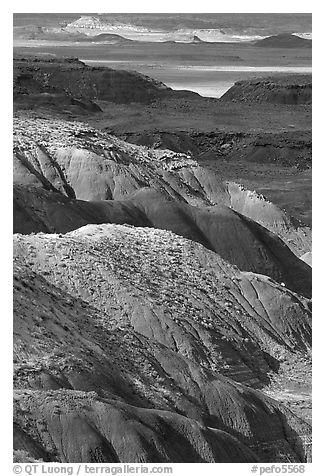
[14,185,311,298]
[300,252,312,266]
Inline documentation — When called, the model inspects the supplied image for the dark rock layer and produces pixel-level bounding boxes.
[13,56,199,105]
[254,34,312,49]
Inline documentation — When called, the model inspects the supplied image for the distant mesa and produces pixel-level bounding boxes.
[220,75,312,105]
[300,252,312,266]
[13,25,90,42]
[85,33,133,43]
[254,33,312,48]
[65,15,138,37]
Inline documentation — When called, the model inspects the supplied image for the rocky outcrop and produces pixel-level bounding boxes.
[118,129,312,170]
[220,75,312,105]
[13,224,312,462]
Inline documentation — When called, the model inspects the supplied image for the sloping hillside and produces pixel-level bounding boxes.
[14,224,312,462]
[14,184,311,298]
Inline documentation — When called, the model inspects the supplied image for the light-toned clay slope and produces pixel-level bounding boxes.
[13,114,311,257]
[14,224,311,462]
[300,252,312,267]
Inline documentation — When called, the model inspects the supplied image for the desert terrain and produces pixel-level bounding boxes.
[13,13,312,464]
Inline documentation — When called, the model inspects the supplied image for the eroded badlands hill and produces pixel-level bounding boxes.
[13,115,311,259]
[118,129,312,171]
[14,224,311,462]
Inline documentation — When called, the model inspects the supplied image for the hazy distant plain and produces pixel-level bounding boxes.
[14,40,312,98]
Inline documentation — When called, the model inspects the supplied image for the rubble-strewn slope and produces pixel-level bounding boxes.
[14,184,311,298]
[13,115,311,257]
[14,224,311,462]
[14,225,312,382]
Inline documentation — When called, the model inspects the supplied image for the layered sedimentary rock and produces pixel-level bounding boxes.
[13,56,198,106]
